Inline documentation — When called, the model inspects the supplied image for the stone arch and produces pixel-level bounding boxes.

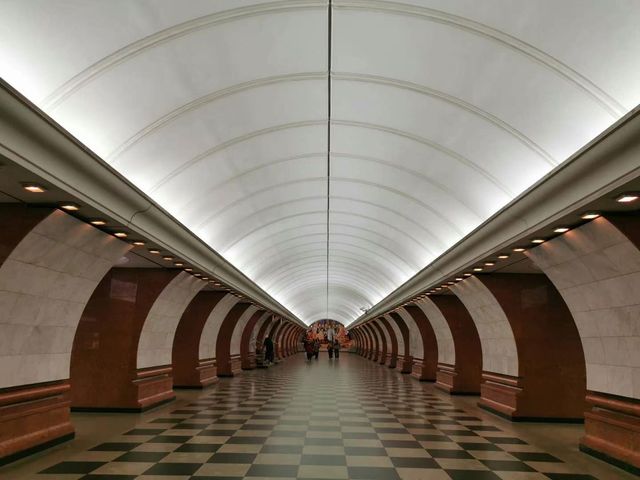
[240,311,270,369]
[172,291,228,388]
[370,320,388,365]
[388,312,413,373]
[198,294,241,368]
[216,303,256,376]
[526,214,640,469]
[72,268,179,409]
[256,315,275,354]
[451,273,586,421]
[352,327,364,356]
[136,273,206,369]
[363,323,380,362]
[0,206,129,461]
[378,316,399,369]
[418,295,482,394]
[402,305,438,381]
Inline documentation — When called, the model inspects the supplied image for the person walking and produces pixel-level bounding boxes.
[304,335,314,361]
[264,335,275,364]
[313,338,320,359]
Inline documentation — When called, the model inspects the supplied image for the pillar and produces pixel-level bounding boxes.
[419,295,482,394]
[215,303,254,377]
[378,317,398,368]
[388,312,413,373]
[403,306,438,381]
[71,268,205,410]
[240,311,270,370]
[527,214,640,473]
[451,273,586,421]
[0,206,129,464]
[172,291,227,387]
[370,321,388,365]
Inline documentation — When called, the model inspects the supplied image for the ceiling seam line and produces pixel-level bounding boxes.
[326,0,333,322]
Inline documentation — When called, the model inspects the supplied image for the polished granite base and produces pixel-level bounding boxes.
[0,354,634,479]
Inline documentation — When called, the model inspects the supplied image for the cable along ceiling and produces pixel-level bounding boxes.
[1,0,639,324]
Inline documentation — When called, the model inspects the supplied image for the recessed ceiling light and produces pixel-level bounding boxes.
[60,202,80,211]
[148,248,160,254]
[202,277,209,281]
[447,281,455,285]
[497,254,509,259]
[194,273,202,277]
[455,277,463,281]
[484,261,495,266]
[184,268,193,272]
[463,272,472,276]
[531,238,545,244]
[435,287,442,291]
[132,240,145,246]
[581,212,600,220]
[162,256,173,261]
[90,219,106,226]
[473,267,483,272]
[174,262,184,267]
[113,232,127,238]
[554,227,570,233]
[512,247,526,252]
[22,182,47,193]
[615,192,639,203]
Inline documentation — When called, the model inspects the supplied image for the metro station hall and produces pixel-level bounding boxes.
[1,1,640,479]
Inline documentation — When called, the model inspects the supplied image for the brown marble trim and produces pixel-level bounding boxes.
[580,390,640,475]
[0,380,74,465]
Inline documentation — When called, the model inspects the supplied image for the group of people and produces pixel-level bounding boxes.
[303,325,341,361]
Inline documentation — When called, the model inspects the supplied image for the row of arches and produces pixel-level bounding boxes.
[0,204,304,464]
[350,212,640,473]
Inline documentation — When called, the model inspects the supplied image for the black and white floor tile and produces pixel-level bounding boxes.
[35,355,605,479]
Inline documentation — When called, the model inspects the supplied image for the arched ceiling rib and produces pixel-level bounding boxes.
[2,0,639,324]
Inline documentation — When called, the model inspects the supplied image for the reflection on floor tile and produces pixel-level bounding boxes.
[3,354,627,479]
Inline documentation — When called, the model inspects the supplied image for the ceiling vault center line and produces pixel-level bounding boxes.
[326,0,333,320]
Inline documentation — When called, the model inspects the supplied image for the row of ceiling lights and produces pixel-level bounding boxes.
[21,182,254,303]
[23,181,638,321]
[393,195,639,311]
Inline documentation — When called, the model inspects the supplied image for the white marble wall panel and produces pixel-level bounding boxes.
[0,210,130,387]
[229,306,262,356]
[250,315,272,354]
[526,217,640,398]
[398,308,424,360]
[417,298,455,366]
[198,293,240,360]
[137,271,205,368]
[450,277,518,377]
[384,314,405,356]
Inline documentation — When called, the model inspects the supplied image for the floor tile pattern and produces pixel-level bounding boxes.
[37,355,601,479]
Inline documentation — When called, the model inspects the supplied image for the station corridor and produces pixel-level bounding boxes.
[0,353,634,480]
[1,1,640,479]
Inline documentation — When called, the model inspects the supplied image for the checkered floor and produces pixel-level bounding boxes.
[36,354,601,479]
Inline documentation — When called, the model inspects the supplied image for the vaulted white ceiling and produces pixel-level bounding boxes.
[1,0,639,324]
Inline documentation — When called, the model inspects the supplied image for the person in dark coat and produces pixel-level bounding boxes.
[264,335,274,364]
[304,337,314,361]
